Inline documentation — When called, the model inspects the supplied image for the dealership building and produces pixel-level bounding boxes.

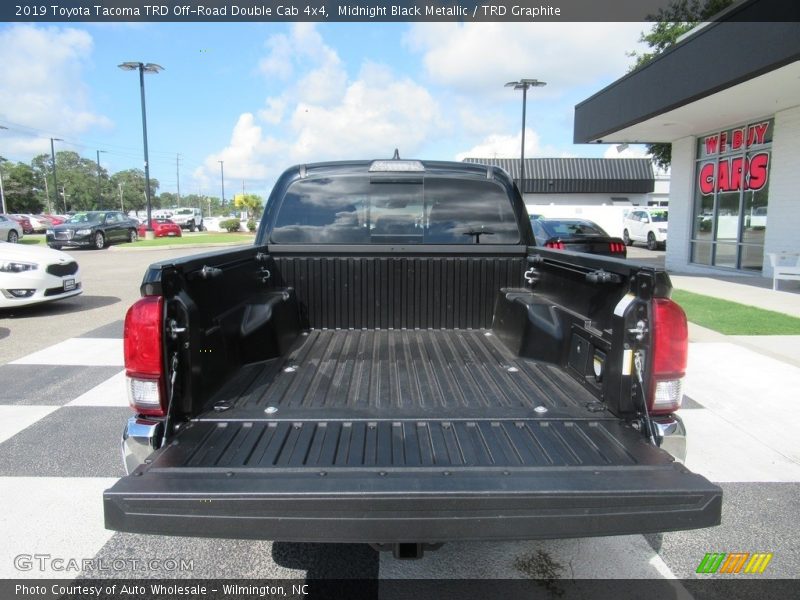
[574,0,800,276]
[464,157,664,237]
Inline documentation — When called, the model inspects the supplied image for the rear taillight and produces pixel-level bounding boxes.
[609,242,626,254]
[545,241,565,250]
[123,296,166,416]
[649,298,688,415]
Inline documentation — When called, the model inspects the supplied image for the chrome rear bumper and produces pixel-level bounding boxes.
[121,416,164,475]
[653,414,687,463]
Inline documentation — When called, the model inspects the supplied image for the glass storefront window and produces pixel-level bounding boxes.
[691,118,773,271]
[692,241,713,266]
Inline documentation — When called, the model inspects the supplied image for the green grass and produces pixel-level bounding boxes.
[127,232,255,247]
[19,235,44,245]
[671,289,800,335]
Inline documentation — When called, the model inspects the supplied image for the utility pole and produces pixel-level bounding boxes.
[96,150,107,207]
[43,176,51,213]
[0,158,7,215]
[219,160,225,212]
[118,182,125,211]
[50,137,63,211]
[176,153,181,205]
[60,185,69,212]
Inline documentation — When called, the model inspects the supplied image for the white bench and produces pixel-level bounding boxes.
[767,252,800,290]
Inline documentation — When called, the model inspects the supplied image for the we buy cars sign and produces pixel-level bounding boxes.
[698,120,771,195]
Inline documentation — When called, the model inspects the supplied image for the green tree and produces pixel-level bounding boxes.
[629,0,734,168]
[31,153,57,212]
[43,151,102,211]
[109,169,159,214]
[158,192,178,209]
[234,193,263,220]
[2,161,42,213]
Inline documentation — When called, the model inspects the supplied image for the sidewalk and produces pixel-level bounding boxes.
[669,274,800,368]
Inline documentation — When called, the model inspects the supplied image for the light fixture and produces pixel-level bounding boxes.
[118,62,164,232]
[505,78,547,194]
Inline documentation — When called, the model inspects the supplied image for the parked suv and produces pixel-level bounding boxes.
[623,208,668,250]
[169,207,204,232]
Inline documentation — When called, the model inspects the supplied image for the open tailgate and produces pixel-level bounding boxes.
[104,416,721,542]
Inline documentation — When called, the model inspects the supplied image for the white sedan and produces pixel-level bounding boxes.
[0,214,23,243]
[0,242,82,308]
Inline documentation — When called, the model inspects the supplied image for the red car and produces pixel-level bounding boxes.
[9,215,33,234]
[44,214,67,226]
[137,218,182,238]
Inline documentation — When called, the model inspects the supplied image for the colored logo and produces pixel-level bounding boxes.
[696,552,773,574]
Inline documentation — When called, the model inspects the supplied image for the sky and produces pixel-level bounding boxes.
[0,21,652,198]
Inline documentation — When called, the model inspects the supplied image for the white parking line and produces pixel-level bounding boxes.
[67,371,128,407]
[0,406,60,445]
[11,338,123,367]
[0,477,118,578]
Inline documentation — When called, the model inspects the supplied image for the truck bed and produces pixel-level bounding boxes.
[157,329,649,472]
[205,328,599,420]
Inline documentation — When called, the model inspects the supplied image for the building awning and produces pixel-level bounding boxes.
[463,157,655,194]
[573,0,800,145]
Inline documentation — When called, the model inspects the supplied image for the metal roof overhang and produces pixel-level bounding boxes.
[574,0,800,144]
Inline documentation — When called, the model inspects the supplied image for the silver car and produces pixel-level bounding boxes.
[0,214,23,243]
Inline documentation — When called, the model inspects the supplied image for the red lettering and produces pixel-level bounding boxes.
[698,153,769,195]
[720,131,728,152]
[747,121,770,146]
[704,135,719,155]
[752,122,769,146]
[730,157,744,191]
[732,128,744,150]
[747,153,769,190]
[699,163,715,195]
[717,159,730,192]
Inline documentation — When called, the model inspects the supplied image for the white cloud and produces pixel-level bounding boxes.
[0,25,112,155]
[196,113,286,183]
[288,63,439,162]
[258,97,287,125]
[456,128,572,161]
[258,31,294,79]
[405,22,645,95]
[195,25,443,187]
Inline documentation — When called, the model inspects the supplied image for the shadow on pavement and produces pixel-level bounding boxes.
[0,295,121,319]
[0,327,8,340]
[271,542,379,579]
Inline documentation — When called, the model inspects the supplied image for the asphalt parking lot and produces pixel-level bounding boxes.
[1,242,797,589]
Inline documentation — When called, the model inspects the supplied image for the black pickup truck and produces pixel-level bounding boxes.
[104,159,721,559]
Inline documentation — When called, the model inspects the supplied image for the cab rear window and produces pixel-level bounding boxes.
[270,176,520,244]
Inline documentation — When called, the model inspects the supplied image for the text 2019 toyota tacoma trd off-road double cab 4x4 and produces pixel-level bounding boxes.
[104,159,721,559]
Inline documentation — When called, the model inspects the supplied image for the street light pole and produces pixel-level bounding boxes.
[50,137,64,212]
[0,158,7,215]
[0,125,7,214]
[505,78,546,195]
[219,160,225,213]
[118,61,163,234]
[96,149,107,207]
